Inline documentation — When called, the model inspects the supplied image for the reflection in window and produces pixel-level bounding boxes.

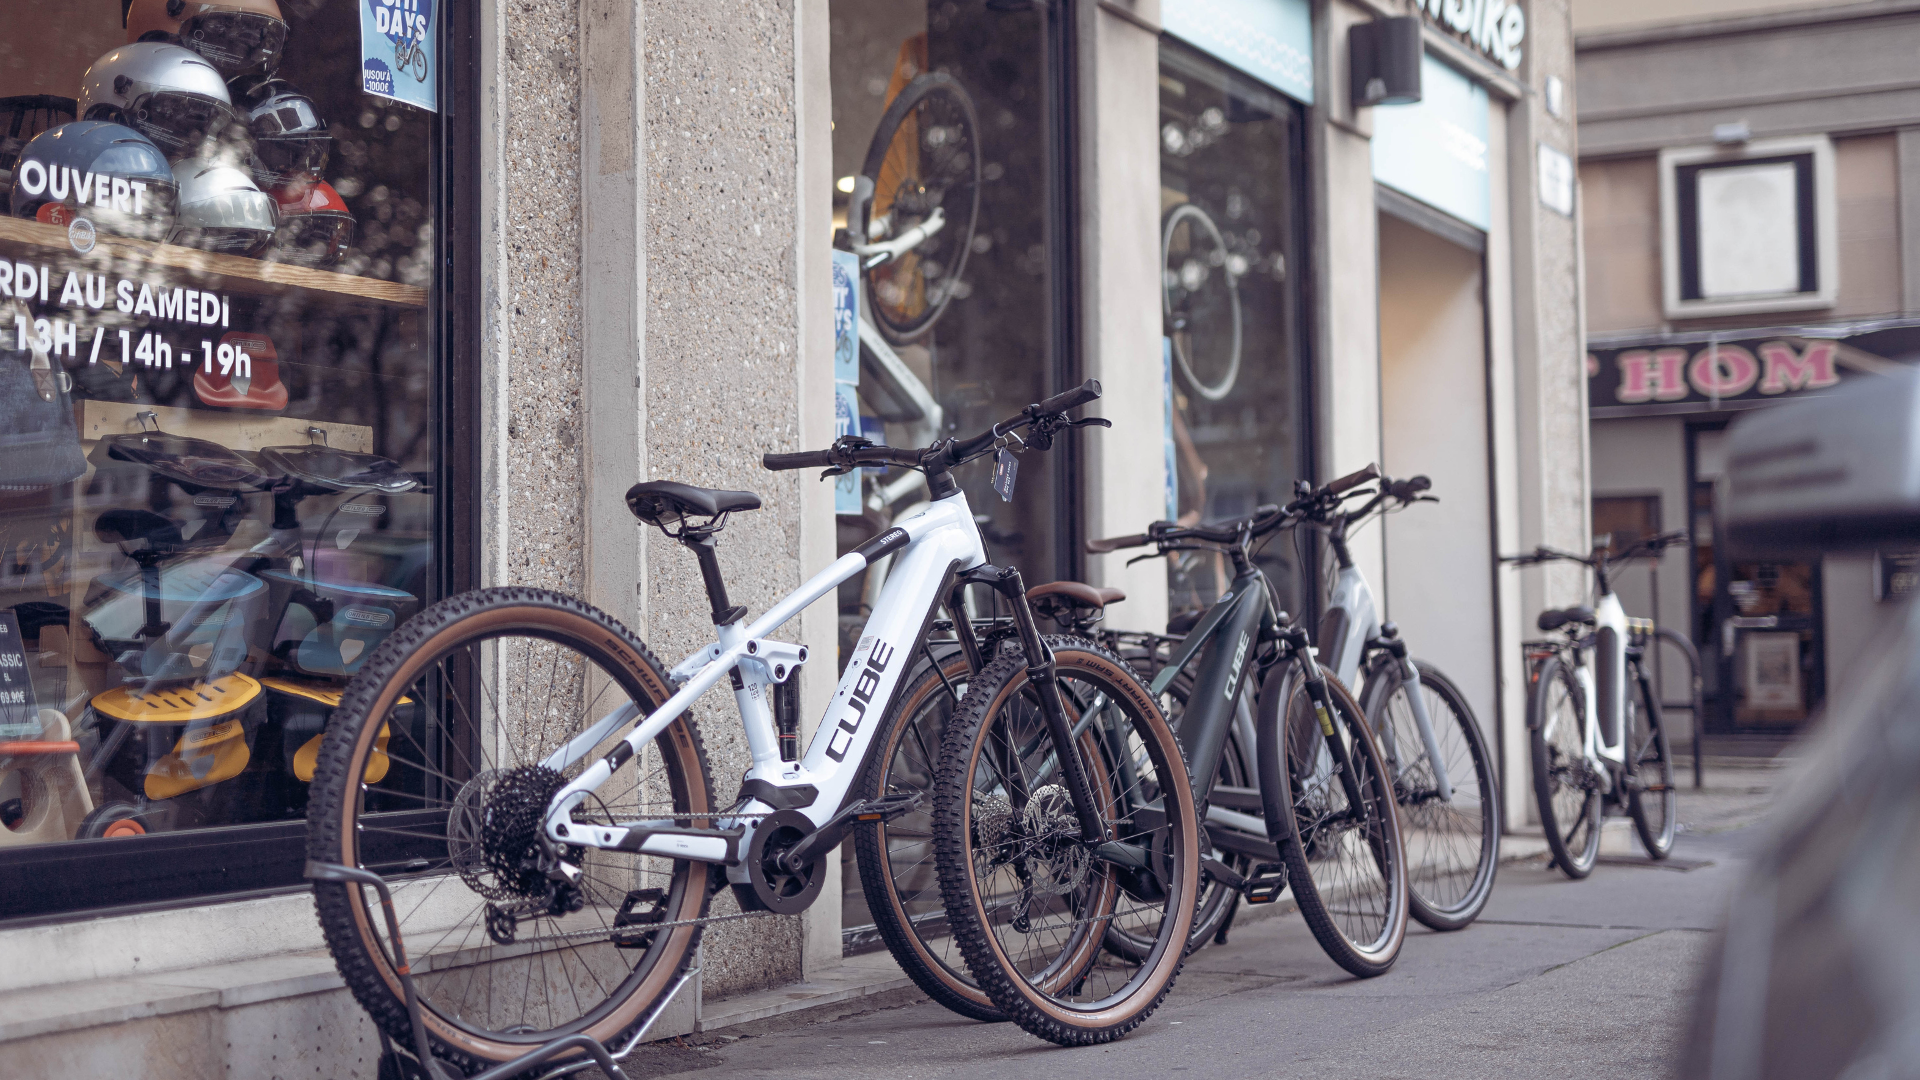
[0,3,437,855]
[1159,41,1307,622]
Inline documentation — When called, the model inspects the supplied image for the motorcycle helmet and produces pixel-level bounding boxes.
[267,179,352,267]
[126,1,287,80]
[236,78,327,187]
[9,121,176,242]
[80,43,237,162]
[166,158,276,254]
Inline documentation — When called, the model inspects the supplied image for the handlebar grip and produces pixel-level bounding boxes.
[1033,379,1103,416]
[762,450,835,471]
[1326,463,1381,496]
[1086,532,1149,554]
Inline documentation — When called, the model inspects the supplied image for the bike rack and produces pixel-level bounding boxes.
[305,861,697,1080]
[1650,626,1707,790]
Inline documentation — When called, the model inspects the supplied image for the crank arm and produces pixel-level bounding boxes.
[775,791,924,873]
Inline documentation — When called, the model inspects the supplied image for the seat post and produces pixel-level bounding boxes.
[686,531,746,625]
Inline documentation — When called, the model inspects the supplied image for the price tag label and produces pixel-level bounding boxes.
[0,612,40,739]
[992,447,1019,502]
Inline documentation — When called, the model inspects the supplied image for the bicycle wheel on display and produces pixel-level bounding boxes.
[933,636,1200,1046]
[1529,654,1602,878]
[1161,202,1243,403]
[1259,667,1408,977]
[307,588,715,1076]
[1626,657,1677,859]
[1362,660,1498,931]
[852,647,1006,1023]
[856,73,981,344]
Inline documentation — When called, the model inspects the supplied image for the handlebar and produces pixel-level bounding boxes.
[1326,463,1381,497]
[1501,529,1688,569]
[761,379,1105,476]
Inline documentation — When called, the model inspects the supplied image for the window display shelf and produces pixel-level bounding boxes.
[0,218,427,310]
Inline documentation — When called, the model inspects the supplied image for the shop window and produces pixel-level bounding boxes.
[0,0,466,920]
[1158,39,1310,621]
[1660,136,1836,320]
[828,0,1076,947]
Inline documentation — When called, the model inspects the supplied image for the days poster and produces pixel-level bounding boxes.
[834,382,862,515]
[832,250,862,515]
[361,0,438,112]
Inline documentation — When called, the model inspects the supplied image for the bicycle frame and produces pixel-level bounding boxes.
[1318,521,1453,802]
[539,490,987,873]
[1549,590,1630,773]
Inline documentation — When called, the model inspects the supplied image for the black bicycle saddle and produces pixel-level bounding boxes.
[625,481,762,526]
[1537,606,1595,632]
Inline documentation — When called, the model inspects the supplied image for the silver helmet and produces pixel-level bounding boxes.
[167,158,276,255]
[79,43,238,162]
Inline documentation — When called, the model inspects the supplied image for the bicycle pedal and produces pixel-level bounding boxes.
[853,791,924,822]
[1241,861,1289,904]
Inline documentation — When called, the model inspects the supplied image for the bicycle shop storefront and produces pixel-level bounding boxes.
[1587,320,1920,738]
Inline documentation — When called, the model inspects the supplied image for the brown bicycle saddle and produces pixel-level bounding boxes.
[1028,581,1126,625]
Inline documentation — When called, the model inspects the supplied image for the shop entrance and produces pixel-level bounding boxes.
[1375,207,1498,731]
[1689,423,1825,730]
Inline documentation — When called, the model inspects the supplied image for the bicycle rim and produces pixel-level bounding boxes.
[859,74,981,343]
[1531,656,1600,877]
[1366,662,1497,930]
[1161,202,1242,402]
[307,589,711,1070]
[854,650,1004,1021]
[935,639,1198,1044]
[1269,669,1407,975]
[1627,660,1677,858]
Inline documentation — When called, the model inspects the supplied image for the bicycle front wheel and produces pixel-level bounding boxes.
[1259,666,1408,977]
[1626,656,1677,859]
[1530,653,1601,878]
[858,73,981,343]
[1362,660,1498,931]
[307,588,714,1075]
[933,636,1200,1046]
[852,647,1005,1022]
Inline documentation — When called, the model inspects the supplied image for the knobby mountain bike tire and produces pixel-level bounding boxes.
[308,588,714,1075]
[1626,656,1677,859]
[1529,653,1602,878]
[1259,666,1408,977]
[1361,660,1498,931]
[852,648,1006,1022]
[933,636,1200,1046]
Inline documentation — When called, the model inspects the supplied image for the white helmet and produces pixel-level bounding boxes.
[167,158,276,255]
[80,43,237,161]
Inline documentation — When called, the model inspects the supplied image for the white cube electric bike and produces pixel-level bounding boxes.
[302,381,1200,1075]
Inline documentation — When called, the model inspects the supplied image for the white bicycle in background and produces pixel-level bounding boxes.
[303,380,1201,1074]
[1503,531,1689,878]
[1301,467,1499,930]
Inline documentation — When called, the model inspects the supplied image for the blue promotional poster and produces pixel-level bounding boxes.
[832,250,861,384]
[833,382,862,515]
[361,0,438,112]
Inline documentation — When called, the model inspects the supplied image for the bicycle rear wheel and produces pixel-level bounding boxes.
[307,588,714,1075]
[853,647,1005,1022]
[933,636,1200,1045]
[1259,666,1408,977]
[1529,653,1601,878]
[1362,660,1498,931]
[858,73,981,343]
[1626,656,1677,859]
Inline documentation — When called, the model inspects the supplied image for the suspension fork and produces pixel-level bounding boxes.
[1281,625,1371,819]
[962,564,1109,843]
[1369,632,1453,802]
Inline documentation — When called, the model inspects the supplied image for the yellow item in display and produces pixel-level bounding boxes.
[144,718,251,800]
[291,724,390,784]
[261,677,345,707]
[92,673,264,724]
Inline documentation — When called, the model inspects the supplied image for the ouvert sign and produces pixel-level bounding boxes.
[1413,0,1525,71]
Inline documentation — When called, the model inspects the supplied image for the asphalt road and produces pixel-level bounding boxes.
[618,771,1775,1080]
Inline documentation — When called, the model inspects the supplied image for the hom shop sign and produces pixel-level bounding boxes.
[1586,322,1920,417]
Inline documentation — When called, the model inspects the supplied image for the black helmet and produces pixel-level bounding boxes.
[9,121,176,241]
[235,78,327,187]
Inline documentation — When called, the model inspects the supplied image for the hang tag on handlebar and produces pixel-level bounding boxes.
[992,448,1019,502]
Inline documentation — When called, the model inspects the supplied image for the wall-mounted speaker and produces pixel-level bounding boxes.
[1350,16,1423,108]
